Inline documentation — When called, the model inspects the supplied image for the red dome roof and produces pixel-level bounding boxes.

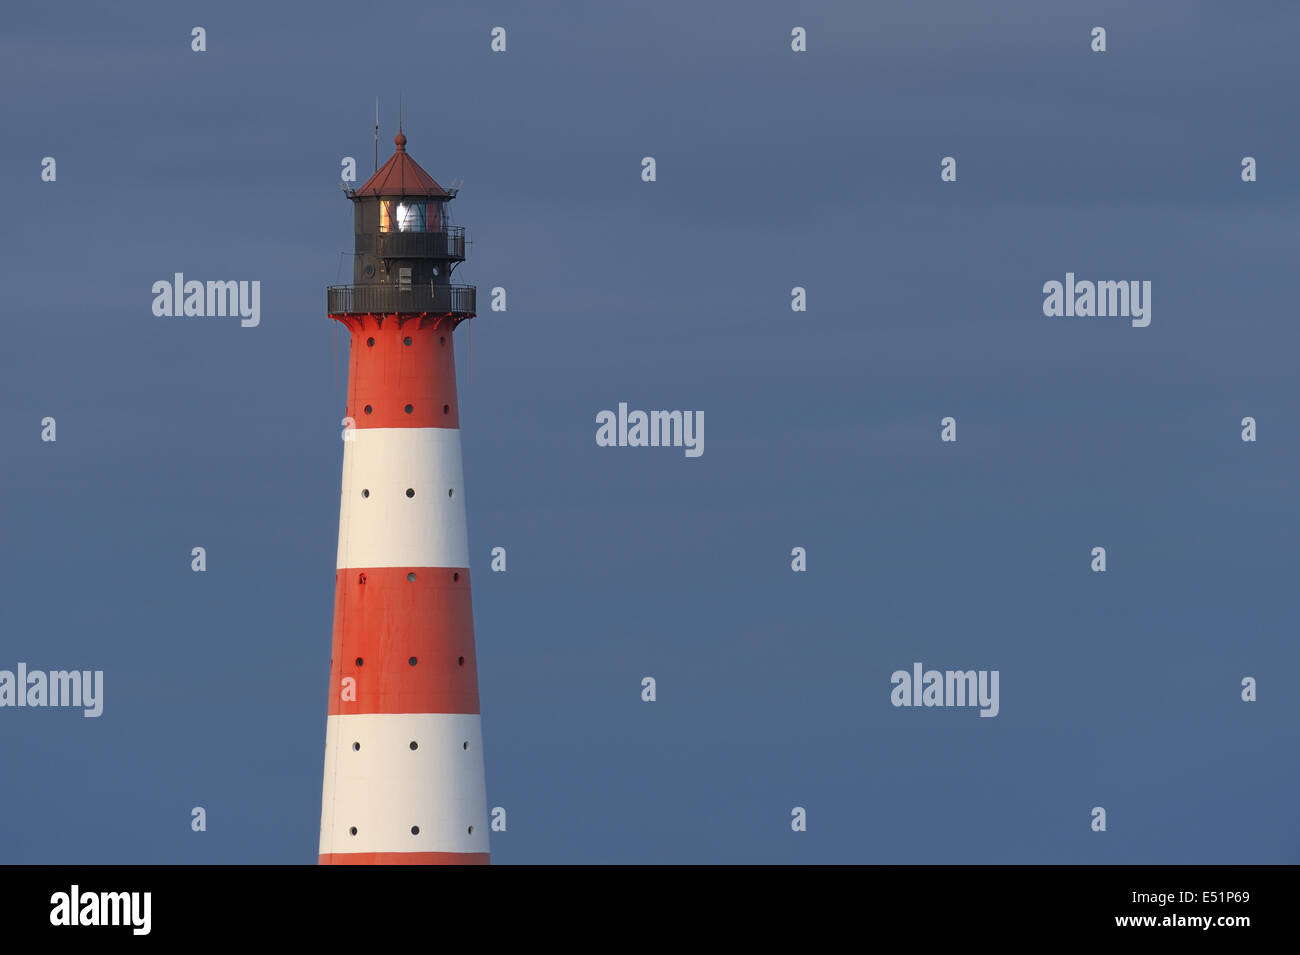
[355,132,450,199]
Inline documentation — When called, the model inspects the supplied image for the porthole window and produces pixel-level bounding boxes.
[443,404,450,414]
[406,488,415,498]
[405,404,414,414]
[453,572,460,582]
[409,741,418,750]
[407,572,416,582]
[352,742,360,752]
[467,826,474,835]
[366,337,375,347]
[349,827,358,836]
[462,741,469,750]
[361,489,370,498]
[355,657,364,666]
[457,656,465,666]
[409,656,418,666]
[403,336,412,346]
[440,337,446,346]
[448,488,455,498]
[411,826,420,835]
[363,404,373,415]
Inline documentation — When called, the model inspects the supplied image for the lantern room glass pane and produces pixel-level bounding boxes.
[397,201,425,232]
[379,200,427,233]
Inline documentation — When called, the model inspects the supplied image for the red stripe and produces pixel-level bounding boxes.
[319,851,490,866]
[329,567,480,715]
[337,315,460,429]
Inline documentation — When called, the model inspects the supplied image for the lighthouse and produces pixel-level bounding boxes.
[318,131,489,865]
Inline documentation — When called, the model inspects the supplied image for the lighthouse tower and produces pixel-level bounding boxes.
[319,131,489,865]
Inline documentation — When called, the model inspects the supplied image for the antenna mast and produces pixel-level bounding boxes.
[374,97,379,173]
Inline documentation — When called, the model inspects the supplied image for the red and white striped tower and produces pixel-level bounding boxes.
[319,131,489,865]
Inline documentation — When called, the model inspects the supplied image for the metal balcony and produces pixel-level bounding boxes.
[327,284,476,317]
[355,226,466,261]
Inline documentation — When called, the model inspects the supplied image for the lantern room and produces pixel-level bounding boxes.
[329,131,474,320]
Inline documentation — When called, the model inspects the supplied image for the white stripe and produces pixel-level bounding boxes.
[337,427,469,569]
[320,712,490,856]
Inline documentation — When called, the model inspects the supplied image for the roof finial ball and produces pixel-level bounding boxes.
[394,131,407,151]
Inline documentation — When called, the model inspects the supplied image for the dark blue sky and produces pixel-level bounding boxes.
[1,0,1296,863]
